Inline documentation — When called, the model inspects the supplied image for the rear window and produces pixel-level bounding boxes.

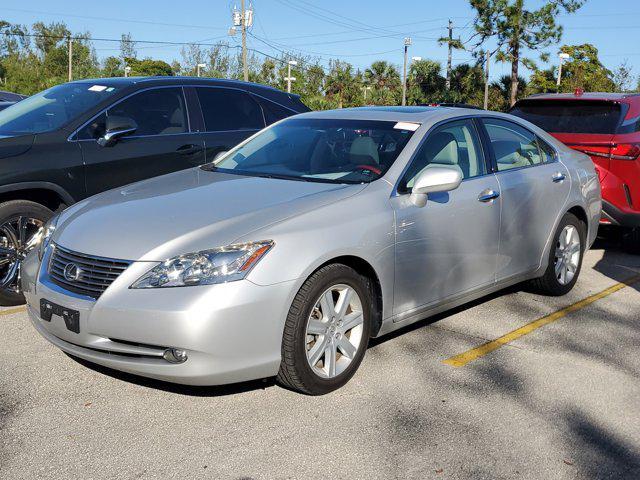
[510,100,623,134]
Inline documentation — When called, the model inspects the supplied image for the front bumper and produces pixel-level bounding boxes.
[22,249,296,386]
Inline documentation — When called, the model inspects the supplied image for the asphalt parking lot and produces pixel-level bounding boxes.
[1,237,639,480]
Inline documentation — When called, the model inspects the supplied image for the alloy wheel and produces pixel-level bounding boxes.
[554,224,581,286]
[0,216,44,292]
[305,284,365,379]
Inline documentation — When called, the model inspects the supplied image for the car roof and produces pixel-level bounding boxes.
[296,106,487,123]
[69,76,296,96]
[521,92,640,102]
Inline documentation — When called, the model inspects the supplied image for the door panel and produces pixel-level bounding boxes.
[78,87,206,195]
[80,134,205,195]
[482,118,571,280]
[392,118,500,317]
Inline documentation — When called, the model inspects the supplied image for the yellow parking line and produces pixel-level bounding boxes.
[0,306,26,317]
[443,275,640,368]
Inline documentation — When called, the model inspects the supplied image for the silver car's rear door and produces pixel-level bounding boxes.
[390,118,501,318]
[480,117,571,282]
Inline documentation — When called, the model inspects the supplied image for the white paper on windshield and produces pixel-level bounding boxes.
[394,122,420,131]
[88,85,108,92]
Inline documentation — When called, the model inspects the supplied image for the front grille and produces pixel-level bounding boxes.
[48,244,132,299]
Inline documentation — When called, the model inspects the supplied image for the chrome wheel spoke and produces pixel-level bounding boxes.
[307,319,326,335]
[554,224,582,286]
[308,336,328,366]
[305,283,365,379]
[341,311,363,332]
[337,336,357,359]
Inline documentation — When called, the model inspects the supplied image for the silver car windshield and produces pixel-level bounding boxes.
[205,118,417,184]
[0,82,120,135]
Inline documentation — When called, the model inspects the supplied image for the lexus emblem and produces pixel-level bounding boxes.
[63,263,83,282]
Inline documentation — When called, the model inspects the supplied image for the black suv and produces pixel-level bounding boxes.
[0,77,309,304]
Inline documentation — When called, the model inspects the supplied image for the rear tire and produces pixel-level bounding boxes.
[0,200,53,306]
[530,212,585,296]
[277,264,372,395]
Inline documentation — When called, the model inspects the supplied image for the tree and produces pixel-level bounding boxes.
[613,61,634,92]
[527,44,615,94]
[125,57,174,76]
[471,0,584,106]
[102,56,123,77]
[407,59,445,105]
[120,33,136,61]
[364,61,400,105]
[325,60,361,108]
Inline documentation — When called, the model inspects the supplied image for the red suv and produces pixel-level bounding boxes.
[510,92,640,249]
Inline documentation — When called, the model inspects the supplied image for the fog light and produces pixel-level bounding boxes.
[163,348,188,363]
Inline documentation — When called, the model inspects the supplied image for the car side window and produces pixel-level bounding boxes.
[260,99,294,125]
[483,118,543,171]
[77,88,188,140]
[537,137,557,163]
[400,119,486,192]
[196,88,265,132]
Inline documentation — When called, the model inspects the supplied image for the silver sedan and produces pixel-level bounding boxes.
[22,106,601,395]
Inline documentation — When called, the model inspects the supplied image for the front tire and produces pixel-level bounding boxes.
[277,264,372,395]
[530,212,585,296]
[0,200,53,306]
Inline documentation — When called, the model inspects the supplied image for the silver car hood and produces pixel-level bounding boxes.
[55,168,365,261]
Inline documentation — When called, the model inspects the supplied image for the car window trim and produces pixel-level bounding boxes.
[69,85,192,142]
[394,115,493,196]
[193,85,267,133]
[479,116,554,175]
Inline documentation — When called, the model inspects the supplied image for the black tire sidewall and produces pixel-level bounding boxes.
[0,200,53,306]
[291,265,372,395]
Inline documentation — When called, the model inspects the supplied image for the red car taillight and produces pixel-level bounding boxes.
[610,143,640,160]
[572,143,640,161]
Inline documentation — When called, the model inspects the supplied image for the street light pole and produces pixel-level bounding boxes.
[285,60,297,93]
[401,37,411,106]
[483,50,490,110]
[557,52,570,91]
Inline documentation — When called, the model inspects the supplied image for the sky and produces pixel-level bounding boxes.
[2,0,640,81]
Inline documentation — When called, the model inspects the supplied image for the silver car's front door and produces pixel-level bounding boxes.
[481,118,571,281]
[390,119,501,318]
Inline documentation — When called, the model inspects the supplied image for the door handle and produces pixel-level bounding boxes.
[552,172,566,183]
[177,144,203,155]
[478,189,500,203]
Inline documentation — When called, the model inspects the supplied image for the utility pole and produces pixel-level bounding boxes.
[67,36,73,82]
[285,60,297,93]
[241,0,248,82]
[401,37,411,106]
[446,19,453,90]
[483,50,490,110]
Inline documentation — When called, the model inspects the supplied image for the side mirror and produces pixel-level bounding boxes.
[97,115,138,147]
[410,166,463,207]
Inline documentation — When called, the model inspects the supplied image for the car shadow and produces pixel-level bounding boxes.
[65,353,277,397]
[593,228,640,293]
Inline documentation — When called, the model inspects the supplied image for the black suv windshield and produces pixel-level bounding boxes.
[0,82,120,135]
[205,118,417,184]
[510,100,623,134]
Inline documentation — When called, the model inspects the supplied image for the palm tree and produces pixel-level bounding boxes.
[365,61,400,104]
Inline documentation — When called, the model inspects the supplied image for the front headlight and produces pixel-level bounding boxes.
[37,214,59,261]
[130,240,274,289]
